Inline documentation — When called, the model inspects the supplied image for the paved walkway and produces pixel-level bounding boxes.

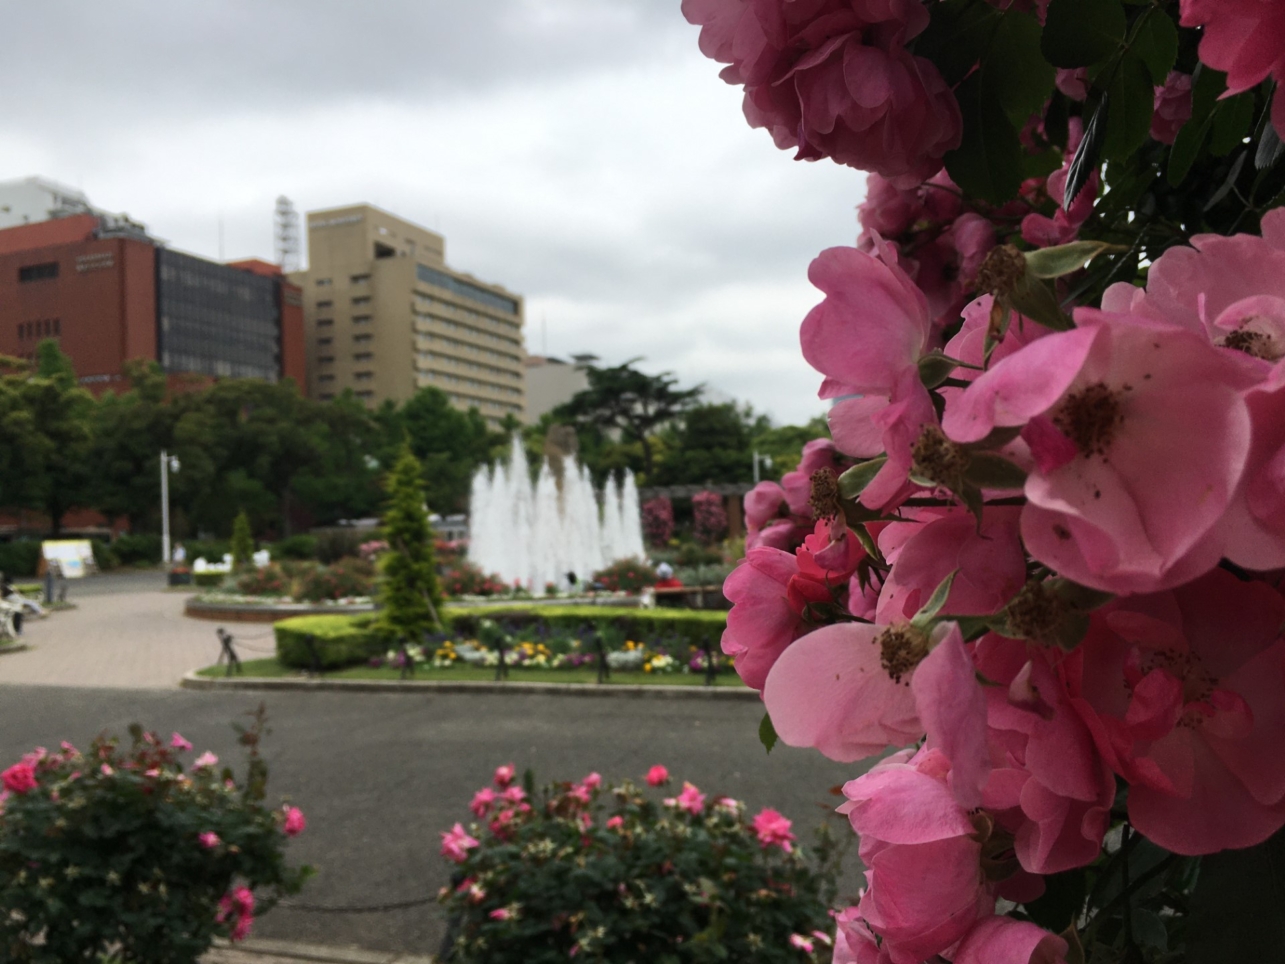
[0,589,229,688]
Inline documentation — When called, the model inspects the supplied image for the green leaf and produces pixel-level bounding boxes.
[1169,65,1228,185]
[838,458,888,501]
[1025,240,1122,279]
[1102,53,1154,161]
[1210,91,1256,157]
[911,570,958,628]
[1189,828,1285,962]
[964,452,1028,490]
[1063,95,1108,208]
[918,353,958,389]
[1041,0,1126,68]
[1132,9,1178,85]
[1009,276,1073,331]
[946,72,1023,204]
[914,0,1002,86]
[758,713,778,755]
[988,11,1056,127]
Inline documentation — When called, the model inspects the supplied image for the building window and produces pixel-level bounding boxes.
[352,296,371,306]
[317,337,333,346]
[354,371,374,382]
[350,274,370,284]
[354,352,373,362]
[318,374,335,383]
[317,318,333,327]
[318,355,335,364]
[316,300,333,309]
[19,262,59,282]
[353,333,372,344]
[353,315,372,325]
[356,390,374,400]
[316,278,332,287]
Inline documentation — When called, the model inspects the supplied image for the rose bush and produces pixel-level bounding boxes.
[437,765,843,963]
[0,712,310,963]
[693,0,1285,959]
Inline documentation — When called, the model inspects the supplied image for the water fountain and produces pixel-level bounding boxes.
[468,436,646,594]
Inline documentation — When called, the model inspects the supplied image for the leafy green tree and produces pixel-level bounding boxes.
[553,360,702,479]
[88,361,175,532]
[230,510,254,568]
[751,415,831,476]
[379,443,442,641]
[652,403,753,485]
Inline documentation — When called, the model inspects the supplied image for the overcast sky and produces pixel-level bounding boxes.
[0,1,867,424]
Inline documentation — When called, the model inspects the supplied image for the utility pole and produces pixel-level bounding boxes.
[160,451,180,571]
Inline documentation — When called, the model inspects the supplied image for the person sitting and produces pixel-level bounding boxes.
[654,563,684,590]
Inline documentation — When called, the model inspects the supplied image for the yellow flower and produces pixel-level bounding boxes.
[643,663,653,673]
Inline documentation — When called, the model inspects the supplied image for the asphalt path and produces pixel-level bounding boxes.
[0,685,869,955]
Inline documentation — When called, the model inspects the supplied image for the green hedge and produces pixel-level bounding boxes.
[275,614,390,670]
[112,534,162,566]
[274,606,727,671]
[0,542,42,578]
[193,572,225,588]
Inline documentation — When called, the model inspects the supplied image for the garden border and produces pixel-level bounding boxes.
[185,599,376,623]
[180,671,759,700]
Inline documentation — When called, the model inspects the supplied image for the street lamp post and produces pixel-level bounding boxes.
[160,451,180,571]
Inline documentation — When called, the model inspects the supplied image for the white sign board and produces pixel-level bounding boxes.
[42,540,95,579]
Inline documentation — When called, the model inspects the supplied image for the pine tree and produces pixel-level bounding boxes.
[230,510,254,569]
[379,443,441,641]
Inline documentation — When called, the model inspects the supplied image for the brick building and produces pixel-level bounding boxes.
[0,214,305,391]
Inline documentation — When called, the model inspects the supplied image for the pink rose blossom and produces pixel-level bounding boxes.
[674,781,706,814]
[566,783,591,805]
[283,806,306,837]
[59,741,78,756]
[581,772,602,790]
[440,822,480,863]
[493,763,515,788]
[193,752,218,770]
[198,831,221,849]
[489,907,514,921]
[789,933,815,953]
[751,807,796,852]
[606,815,624,830]
[470,787,496,817]
[944,313,1256,593]
[1151,71,1193,145]
[762,621,921,762]
[100,764,113,777]
[170,732,193,752]
[952,915,1070,964]
[501,785,526,804]
[1022,118,1098,248]
[833,909,893,964]
[683,0,962,184]
[1,763,36,795]
[1055,67,1089,101]
[217,886,255,943]
[1064,568,1285,854]
[1181,0,1285,135]
[645,764,669,786]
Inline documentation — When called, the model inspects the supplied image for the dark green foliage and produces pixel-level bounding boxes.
[378,444,442,640]
[313,529,364,564]
[230,511,254,568]
[270,534,318,561]
[651,403,752,486]
[0,541,42,579]
[0,717,310,963]
[112,533,163,566]
[90,538,120,571]
[1188,826,1285,961]
[439,771,843,963]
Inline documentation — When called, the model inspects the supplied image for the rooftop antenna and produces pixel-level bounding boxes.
[274,195,301,272]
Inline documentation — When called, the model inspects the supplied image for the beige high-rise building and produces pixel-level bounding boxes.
[291,204,525,424]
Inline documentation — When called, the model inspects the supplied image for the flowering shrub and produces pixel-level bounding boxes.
[236,563,290,597]
[686,0,1285,959]
[298,556,376,602]
[437,765,842,962]
[0,714,310,963]
[592,557,655,593]
[641,496,674,547]
[442,559,509,598]
[691,490,728,546]
[358,539,389,561]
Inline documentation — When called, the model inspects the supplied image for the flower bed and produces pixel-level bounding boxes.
[0,714,309,962]
[436,764,842,962]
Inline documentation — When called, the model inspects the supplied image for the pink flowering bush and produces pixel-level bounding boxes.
[0,714,310,963]
[691,490,729,546]
[686,0,1285,959]
[437,765,842,963]
[642,496,675,547]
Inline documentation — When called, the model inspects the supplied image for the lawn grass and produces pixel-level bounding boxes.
[197,657,747,687]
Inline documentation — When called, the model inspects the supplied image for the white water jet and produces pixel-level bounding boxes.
[467,435,646,594]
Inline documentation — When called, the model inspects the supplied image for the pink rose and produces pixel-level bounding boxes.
[1151,71,1193,145]
[1,763,36,795]
[581,772,602,790]
[217,886,255,943]
[1181,0,1285,135]
[440,822,480,863]
[283,806,306,837]
[492,763,515,788]
[750,807,796,852]
[1064,568,1285,854]
[683,0,961,184]
[170,732,193,752]
[645,764,669,786]
[789,934,815,953]
[606,815,624,830]
[470,787,496,817]
[198,832,221,849]
[192,752,218,770]
[489,907,514,921]
[673,781,706,814]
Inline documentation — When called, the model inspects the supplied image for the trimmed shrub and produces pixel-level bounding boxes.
[275,614,389,669]
[441,559,508,598]
[230,511,254,568]
[641,496,674,547]
[270,535,317,561]
[91,539,120,571]
[298,556,375,602]
[187,540,231,564]
[692,490,729,545]
[193,572,225,588]
[112,533,163,566]
[592,557,656,593]
[314,529,363,564]
[0,541,42,578]
[237,564,290,597]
